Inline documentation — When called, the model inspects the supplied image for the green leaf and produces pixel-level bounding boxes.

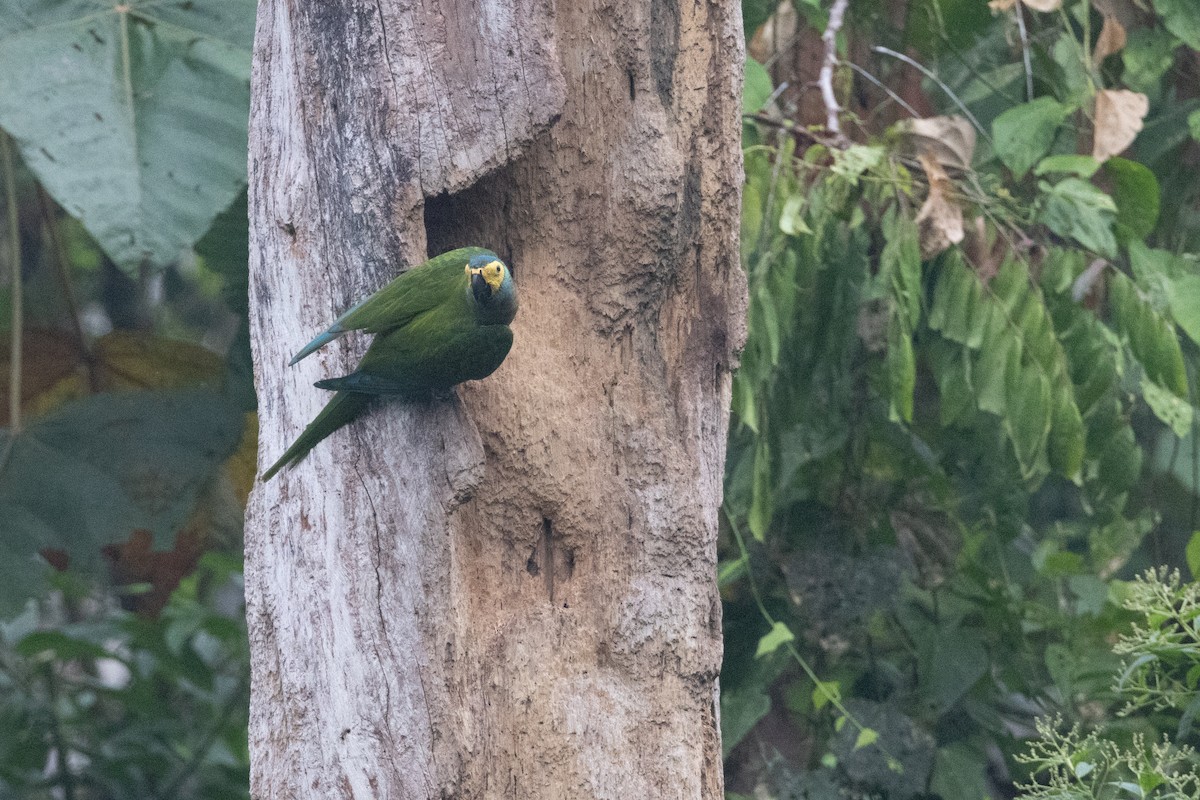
[748,441,773,541]
[0,1,253,272]
[831,145,885,185]
[16,630,111,661]
[853,728,878,750]
[1109,272,1188,396]
[1037,177,1118,256]
[1035,154,1100,178]
[718,556,748,588]
[1167,273,1200,349]
[720,685,770,758]
[1141,379,1193,438]
[1105,157,1160,240]
[0,389,243,610]
[812,680,841,711]
[743,57,773,115]
[1049,390,1085,482]
[931,745,992,800]
[1155,0,1200,50]
[918,627,988,712]
[1187,532,1200,580]
[1122,28,1181,100]
[888,312,916,423]
[993,97,1071,179]
[779,194,812,236]
[755,621,795,658]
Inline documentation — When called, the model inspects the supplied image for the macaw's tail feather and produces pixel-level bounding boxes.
[261,391,370,481]
[288,325,343,365]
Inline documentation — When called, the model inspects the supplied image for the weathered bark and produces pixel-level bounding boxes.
[246,0,745,795]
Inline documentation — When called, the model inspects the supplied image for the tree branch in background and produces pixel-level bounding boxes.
[819,0,850,145]
[1,132,21,441]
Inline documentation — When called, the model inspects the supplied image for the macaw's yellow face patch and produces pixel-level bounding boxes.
[467,260,507,292]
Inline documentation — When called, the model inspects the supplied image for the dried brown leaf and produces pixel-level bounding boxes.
[748,1,798,64]
[1093,15,1127,64]
[988,0,1017,10]
[893,115,976,172]
[1092,88,1149,161]
[915,151,964,259]
[1022,0,1063,10]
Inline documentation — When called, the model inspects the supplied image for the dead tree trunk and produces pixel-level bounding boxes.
[246,0,745,796]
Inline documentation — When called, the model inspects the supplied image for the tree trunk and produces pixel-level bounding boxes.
[245,0,746,796]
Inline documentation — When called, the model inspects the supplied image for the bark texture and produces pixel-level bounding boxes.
[246,0,745,796]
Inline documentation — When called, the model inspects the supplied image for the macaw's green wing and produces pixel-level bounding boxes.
[288,246,493,365]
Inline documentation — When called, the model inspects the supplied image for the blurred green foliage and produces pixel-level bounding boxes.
[727,0,1200,797]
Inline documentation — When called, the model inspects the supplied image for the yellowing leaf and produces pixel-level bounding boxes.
[1093,15,1127,64]
[95,331,225,391]
[915,151,964,258]
[854,728,879,750]
[1092,89,1149,161]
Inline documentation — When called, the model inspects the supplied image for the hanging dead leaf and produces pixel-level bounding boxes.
[748,1,798,64]
[893,116,976,172]
[915,151,965,258]
[988,0,1017,10]
[1092,0,1141,28]
[1093,15,1127,64]
[1022,0,1063,10]
[1092,89,1149,161]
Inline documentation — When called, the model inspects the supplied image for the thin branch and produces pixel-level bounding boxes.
[845,60,921,119]
[1,132,22,439]
[1013,4,1034,102]
[872,45,993,145]
[819,0,850,145]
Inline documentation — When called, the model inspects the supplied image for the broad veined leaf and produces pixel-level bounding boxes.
[1105,157,1160,240]
[0,389,243,610]
[1167,273,1200,349]
[0,0,254,272]
[993,97,1071,179]
[743,57,774,115]
[1154,0,1200,50]
[1037,177,1118,256]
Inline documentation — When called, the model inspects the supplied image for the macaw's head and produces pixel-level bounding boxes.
[466,252,517,323]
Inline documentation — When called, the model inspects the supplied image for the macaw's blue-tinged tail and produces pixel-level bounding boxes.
[261,391,371,480]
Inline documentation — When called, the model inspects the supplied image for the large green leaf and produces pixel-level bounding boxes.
[1154,0,1200,50]
[0,1,253,272]
[1037,178,1118,257]
[1105,157,1160,241]
[0,389,243,609]
[993,97,1071,179]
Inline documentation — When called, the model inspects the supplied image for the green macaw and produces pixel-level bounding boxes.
[262,247,517,480]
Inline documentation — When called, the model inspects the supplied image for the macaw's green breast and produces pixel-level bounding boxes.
[355,293,515,392]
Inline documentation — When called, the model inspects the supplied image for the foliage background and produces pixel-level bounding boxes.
[0,0,1198,798]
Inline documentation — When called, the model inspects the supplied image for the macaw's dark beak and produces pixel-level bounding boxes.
[471,271,491,305]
